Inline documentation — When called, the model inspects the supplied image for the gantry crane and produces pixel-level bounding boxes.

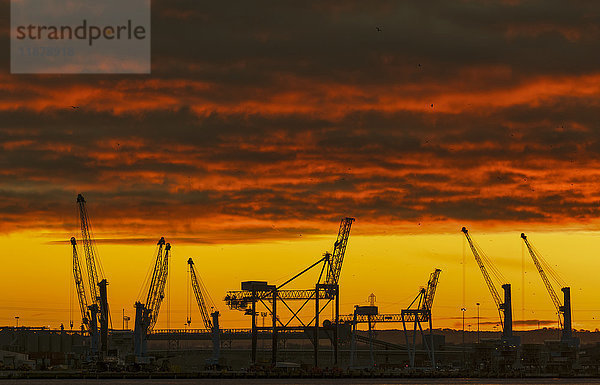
[224,217,354,367]
[462,227,519,346]
[134,237,171,357]
[188,257,220,366]
[402,268,442,368]
[72,194,110,354]
[521,233,577,346]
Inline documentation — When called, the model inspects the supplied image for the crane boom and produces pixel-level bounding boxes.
[461,227,503,322]
[146,238,170,331]
[423,268,442,312]
[188,257,216,330]
[71,237,90,329]
[187,257,220,367]
[520,233,562,324]
[324,217,355,286]
[77,194,102,303]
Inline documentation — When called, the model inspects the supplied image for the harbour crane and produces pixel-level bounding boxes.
[461,227,519,346]
[134,237,171,357]
[224,217,354,366]
[401,268,442,368]
[188,257,220,366]
[72,194,110,354]
[521,233,577,346]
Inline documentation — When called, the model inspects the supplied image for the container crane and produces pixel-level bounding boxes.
[188,257,220,366]
[521,233,577,346]
[134,237,170,357]
[224,217,354,366]
[461,227,519,346]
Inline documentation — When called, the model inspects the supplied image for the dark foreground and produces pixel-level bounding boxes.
[5,377,600,385]
[4,371,600,382]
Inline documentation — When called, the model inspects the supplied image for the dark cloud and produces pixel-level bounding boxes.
[1,1,600,240]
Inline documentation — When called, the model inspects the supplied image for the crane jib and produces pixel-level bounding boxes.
[461,227,505,328]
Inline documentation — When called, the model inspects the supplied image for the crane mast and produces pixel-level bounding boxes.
[462,227,517,345]
[71,237,90,330]
[521,233,574,344]
[323,217,355,286]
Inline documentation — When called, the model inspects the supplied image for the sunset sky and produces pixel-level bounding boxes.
[2,1,600,333]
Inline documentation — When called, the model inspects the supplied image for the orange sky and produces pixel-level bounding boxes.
[2,1,600,332]
[1,226,599,332]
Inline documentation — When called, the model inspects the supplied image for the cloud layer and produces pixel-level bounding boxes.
[2,1,600,241]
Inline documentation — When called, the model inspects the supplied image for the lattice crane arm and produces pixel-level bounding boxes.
[71,237,90,329]
[142,238,170,332]
[423,268,442,312]
[188,257,215,330]
[461,227,504,324]
[77,194,102,304]
[324,217,355,285]
[521,233,563,325]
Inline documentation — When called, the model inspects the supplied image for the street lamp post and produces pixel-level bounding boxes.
[15,316,20,328]
[476,302,480,343]
[461,307,466,368]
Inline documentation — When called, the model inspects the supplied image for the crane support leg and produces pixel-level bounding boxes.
[430,316,436,369]
[89,305,99,354]
[251,294,257,365]
[562,287,573,341]
[368,315,374,367]
[211,311,220,364]
[501,284,513,342]
[272,289,277,365]
[98,279,109,355]
[350,313,357,367]
[133,302,144,357]
[314,284,319,368]
[334,287,339,366]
